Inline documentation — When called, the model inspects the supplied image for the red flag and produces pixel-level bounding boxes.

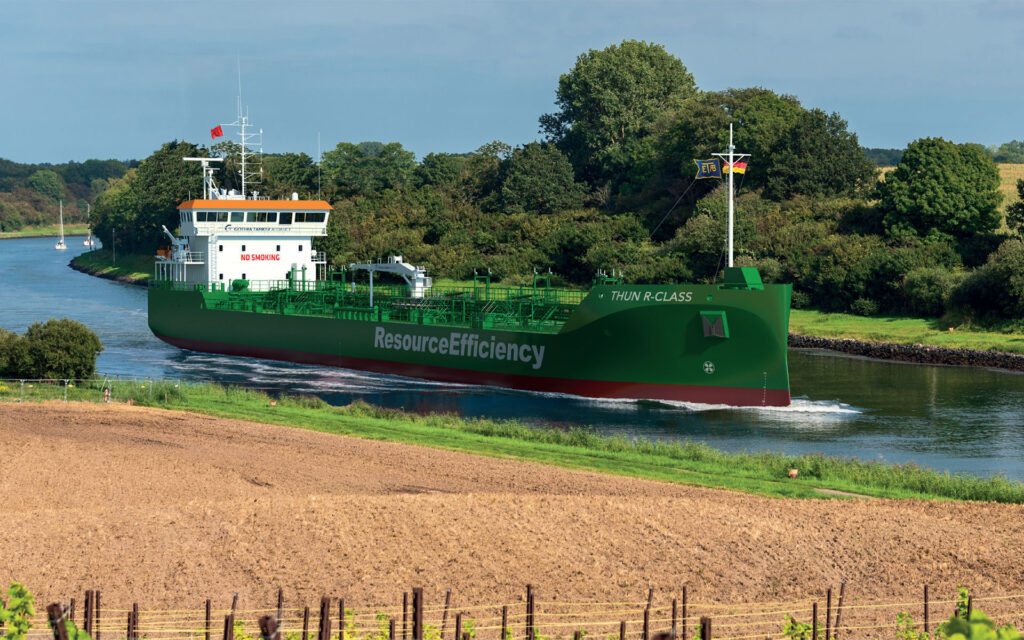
[210,125,224,140]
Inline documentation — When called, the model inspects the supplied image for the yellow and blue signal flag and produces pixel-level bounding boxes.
[694,159,722,179]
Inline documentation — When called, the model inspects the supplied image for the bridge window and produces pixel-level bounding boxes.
[231,212,244,222]
[294,212,326,223]
[245,212,277,223]
[279,212,292,225]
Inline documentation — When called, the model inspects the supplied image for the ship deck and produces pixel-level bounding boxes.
[150,279,586,334]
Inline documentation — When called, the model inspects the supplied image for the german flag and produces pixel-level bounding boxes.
[723,161,747,174]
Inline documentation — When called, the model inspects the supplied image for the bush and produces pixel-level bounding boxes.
[790,290,810,309]
[951,239,1024,321]
[849,297,879,316]
[904,267,956,317]
[1,319,104,380]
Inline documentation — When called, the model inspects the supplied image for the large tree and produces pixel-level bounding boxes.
[540,39,698,188]
[763,109,876,201]
[497,143,584,215]
[322,141,415,197]
[263,152,319,199]
[878,137,1002,240]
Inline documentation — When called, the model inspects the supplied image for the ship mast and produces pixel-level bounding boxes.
[216,64,263,199]
[712,123,750,268]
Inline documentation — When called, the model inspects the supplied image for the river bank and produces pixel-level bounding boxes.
[69,248,150,285]
[2,401,1023,620]
[0,223,90,239]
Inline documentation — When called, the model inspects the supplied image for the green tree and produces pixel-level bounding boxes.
[1005,179,1024,234]
[540,39,698,187]
[26,169,65,202]
[322,141,416,197]
[497,143,584,214]
[263,152,319,198]
[763,109,876,201]
[990,140,1024,163]
[415,153,467,188]
[879,137,1002,240]
[129,140,206,250]
[0,329,29,378]
[21,319,103,380]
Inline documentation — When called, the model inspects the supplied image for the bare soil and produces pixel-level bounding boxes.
[2,402,1023,633]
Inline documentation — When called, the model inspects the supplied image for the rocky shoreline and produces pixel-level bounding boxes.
[788,333,1024,372]
[68,256,148,287]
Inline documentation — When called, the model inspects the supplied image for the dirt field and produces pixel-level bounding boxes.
[2,402,1023,634]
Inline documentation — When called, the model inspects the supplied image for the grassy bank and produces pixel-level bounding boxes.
[70,249,152,283]
[0,223,90,239]
[4,378,1023,503]
[790,309,1024,355]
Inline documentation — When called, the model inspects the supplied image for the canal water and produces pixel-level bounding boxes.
[3,236,1024,479]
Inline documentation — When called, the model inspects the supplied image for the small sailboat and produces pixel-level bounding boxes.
[83,203,96,247]
[55,200,67,250]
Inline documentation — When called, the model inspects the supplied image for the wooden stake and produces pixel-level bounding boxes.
[826,590,832,640]
[620,622,626,640]
[672,599,678,639]
[278,589,284,622]
[643,608,650,640]
[924,585,929,634]
[303,606,310,640]
[833,581,846,640]
[403,593,409,640]
[206,600,212,640]
[340,599,347,640]
[681,588,688,640]
[502,607,508,640]
[812,603,818,640]
[441,590,452,640]
[412,589,423,640]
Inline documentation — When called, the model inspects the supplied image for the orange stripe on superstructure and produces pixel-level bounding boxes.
[178,199,333,211]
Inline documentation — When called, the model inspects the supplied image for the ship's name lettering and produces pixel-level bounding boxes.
[610,290,693,303]
[241,253,281,261]
[374,328,546,370]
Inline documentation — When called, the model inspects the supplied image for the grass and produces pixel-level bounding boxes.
[790,308,1024,355]
[4,378,1024,503]
[0,223,90,239]
[70,249,153,283]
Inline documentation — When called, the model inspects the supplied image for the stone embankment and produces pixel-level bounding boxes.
[789,333,1024,372]
[68,256,148,286]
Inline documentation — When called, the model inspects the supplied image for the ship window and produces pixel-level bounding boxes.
[241,273,246,280]
[241,245,246,252]
[299,245,303,252]
[196,212,207,222]
[245,211,277,223]
[219,273,224,280]
[217,212,229,222]
[245,212,256,222]
[276,245,280,251]
[231,211,243,222]
[219,245,223,252]
[279,212,292,225]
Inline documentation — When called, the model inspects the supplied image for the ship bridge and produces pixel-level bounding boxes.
[155,197,332,286]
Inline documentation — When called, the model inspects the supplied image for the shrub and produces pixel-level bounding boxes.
[850,297,879,316]
[0,582,35,640]
[904,267,957,317]
[17,319,104,380]
[951,239,1024,321]
[790,290,810,309]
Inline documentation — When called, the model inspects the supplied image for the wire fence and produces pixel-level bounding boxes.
[17,585,1024,640]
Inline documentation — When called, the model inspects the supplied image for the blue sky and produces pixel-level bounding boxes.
[1,0,1022,164]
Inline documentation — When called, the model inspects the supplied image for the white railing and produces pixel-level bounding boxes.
[157,251,205,264]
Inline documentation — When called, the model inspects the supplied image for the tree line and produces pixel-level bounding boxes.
[81,39,1024,328]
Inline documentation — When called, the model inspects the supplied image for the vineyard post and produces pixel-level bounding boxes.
[46,603,70,640]
[126,611,133,640]
[967,596,973,618]
[620,621,626,640]
[69,598,75,624]
[833,580,846,640]
[681,588,687,640]
[812,602,818,640]
[574,632,581,640]
[672,599,678,639]
[259,615,281,640]
[303,606,310,640]
[412,589,423,640]
[278,589,284,622]
[133,602,139,640]
[525,585,533,640]
[84,590,92,636]
[647,588,654,610]
[403,593,409,640]
[643,607,650,640]
[441,590,452,640]
[206,600,212,640]
[455,613,462,640]
[924,585,929,634]
[95,590,101,640]
[502,607,508,640]
[232,594,239,615]
[223,614,235,640]
[699,617,710,640]
[320,596,332,640]
[390,619,396,640]
[340,598,347,640]
[826,589,832,640]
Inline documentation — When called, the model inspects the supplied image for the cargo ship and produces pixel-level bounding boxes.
[149,122,791,406]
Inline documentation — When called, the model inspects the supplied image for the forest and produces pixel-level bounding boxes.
[7,40,1024,328]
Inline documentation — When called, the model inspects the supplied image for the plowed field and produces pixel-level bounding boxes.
[2,402,1023,633]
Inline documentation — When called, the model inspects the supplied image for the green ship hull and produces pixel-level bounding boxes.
[148,271,792,406]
